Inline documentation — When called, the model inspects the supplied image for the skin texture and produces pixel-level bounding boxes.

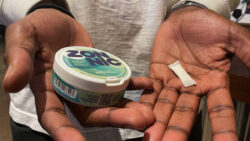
[141,7,250,141]
[3,9,155,141]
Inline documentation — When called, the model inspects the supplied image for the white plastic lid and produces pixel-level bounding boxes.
[53,46,131,93]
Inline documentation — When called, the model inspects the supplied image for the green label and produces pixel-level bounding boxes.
[51,71,125,107]
[62,49,128,79]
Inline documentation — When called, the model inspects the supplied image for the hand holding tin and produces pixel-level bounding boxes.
[2,9,155,141]
[3,9,91,141]
[141,7,250,141]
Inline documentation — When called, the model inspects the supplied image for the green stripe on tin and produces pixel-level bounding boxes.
[51,71,125,107]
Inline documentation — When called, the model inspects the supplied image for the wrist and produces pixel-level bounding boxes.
[27,0,74,18]
[168,0,240,19]
[166,1,207,20]
[29,0,70,10]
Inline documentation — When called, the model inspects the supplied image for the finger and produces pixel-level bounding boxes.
[162,93,200,141]
[3,21,37,92]
[37,92,85,141]
[67,99,155,131]
[143,87,179,141]
[30,71,85,141]
[139,79,162,109]
[123,100,155,126]
[127,77,153,90]
[207,88,237,141]
[115,99,156,126]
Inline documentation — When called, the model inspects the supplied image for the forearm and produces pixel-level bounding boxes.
[167,0,240,18]
[0,0,69,26]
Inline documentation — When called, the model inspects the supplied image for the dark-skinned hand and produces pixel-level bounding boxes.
[140,7,250,141]
[3,9,155,141]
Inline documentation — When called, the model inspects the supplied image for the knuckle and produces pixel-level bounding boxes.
[157,97,175,106]
[175,105,196,114]
[107,107,117,120]
[209,104,234,113]
[140,101,154,109]
[39,107,66,122]
[126,109,147,130]
[156,120,167,126]
[167,125,189,136]
[213,130,237,136]
[140,105,155,125]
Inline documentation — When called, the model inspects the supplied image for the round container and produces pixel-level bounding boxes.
[51,46,131,107]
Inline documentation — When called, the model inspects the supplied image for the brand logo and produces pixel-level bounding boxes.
[66,50,121,66]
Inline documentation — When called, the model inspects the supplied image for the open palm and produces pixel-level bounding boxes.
[141,7,250,141]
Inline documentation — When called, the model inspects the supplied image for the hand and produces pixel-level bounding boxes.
[140,7,250,141]
[3,9,155,141]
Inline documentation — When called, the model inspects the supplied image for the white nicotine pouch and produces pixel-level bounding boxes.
[168,61,196,87]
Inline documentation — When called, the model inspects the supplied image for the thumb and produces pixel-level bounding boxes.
[3,20,37,92]
[229,22,250,69]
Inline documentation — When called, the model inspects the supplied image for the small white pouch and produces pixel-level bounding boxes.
[168,61,196,87]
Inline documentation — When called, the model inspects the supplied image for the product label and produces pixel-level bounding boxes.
[62,48,128,79]
[51,71,124,107]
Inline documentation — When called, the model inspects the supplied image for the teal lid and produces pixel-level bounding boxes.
[53,46,131,93]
